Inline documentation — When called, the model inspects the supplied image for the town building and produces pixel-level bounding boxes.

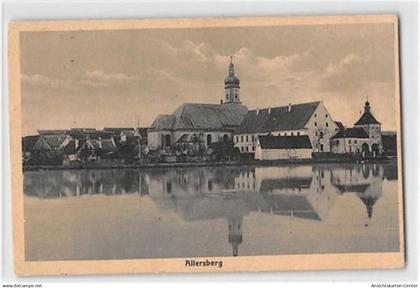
[147,58,248,151]
[330,101,382,157]
[22,135,40,162]
[330,127,371,156]
[234,101,339,158]
[381,131,397,156]
[255,135,313,160]
[33,134,73,152]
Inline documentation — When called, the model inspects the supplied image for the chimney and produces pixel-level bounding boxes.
[288,103,292,112]
[256,108,259,115]
[268,106,271,114]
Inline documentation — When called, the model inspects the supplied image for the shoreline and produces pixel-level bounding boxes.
[22,157,397,171]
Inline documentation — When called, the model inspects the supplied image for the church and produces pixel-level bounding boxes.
[147,58,248,150]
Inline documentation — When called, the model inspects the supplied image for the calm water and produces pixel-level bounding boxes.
[23,163,400,261]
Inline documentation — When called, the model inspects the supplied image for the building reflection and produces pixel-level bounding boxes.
[24,163,390,256]
[330,163,384,226]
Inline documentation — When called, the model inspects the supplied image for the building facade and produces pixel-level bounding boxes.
[234,101,339,158]
[330,101,383,157]
[330,127,371,156]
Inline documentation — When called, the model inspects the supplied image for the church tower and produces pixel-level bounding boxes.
[224,57,241,104]
[227,215,243,257]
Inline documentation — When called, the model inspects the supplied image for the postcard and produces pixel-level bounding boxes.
[8,15,404,275]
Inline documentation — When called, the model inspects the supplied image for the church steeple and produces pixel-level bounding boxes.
[224,56,241,104]
[227,215,243,257]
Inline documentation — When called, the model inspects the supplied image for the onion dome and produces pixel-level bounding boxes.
[224,58,240,87]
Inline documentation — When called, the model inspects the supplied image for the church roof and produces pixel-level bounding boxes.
[331,127,369,139]
[151,103,248,131]
[151,114,176,130]
[235,101,320,134]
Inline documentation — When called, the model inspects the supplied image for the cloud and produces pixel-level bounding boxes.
[84,70,136,82]
[318,53,370,93]
[21,74,64,89]
[324,53,362,76]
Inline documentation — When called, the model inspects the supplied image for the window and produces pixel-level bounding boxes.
[246,146,249,152]
[207,134,212,146]
[326,122,329,127]
[354,140,357,144]
[241,136,244,142]
[235,136,238,142]
[252,145,255,151]
[208,180,213,191]
[241,147,244,152]
[325,114,328,118]
[223,134,229,143]
[315,122,317,126]
[297,132,300,136]
[320,132,324,139]
[246,135,249,142]
[164,134,171,147]
[166,181,172,194]
[284,132,288,136]
[314,113,317,118]
[320,144,324,152]
[252,135,254,142]
[315,132,318,137]
[349,146,352,152]
[348,140,351,144]
[291,132,294,136]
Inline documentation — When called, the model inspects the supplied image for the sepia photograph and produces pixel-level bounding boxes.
[8,15,404,275]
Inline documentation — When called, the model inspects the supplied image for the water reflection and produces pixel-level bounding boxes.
[24,163,397,257]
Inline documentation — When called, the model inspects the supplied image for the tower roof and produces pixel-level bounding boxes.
[224,56,240,87]
[354,101,381,125]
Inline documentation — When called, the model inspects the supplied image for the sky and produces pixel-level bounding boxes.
[20,23,397,136]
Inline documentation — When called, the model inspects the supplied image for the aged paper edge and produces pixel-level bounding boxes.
[8,14,405,276]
